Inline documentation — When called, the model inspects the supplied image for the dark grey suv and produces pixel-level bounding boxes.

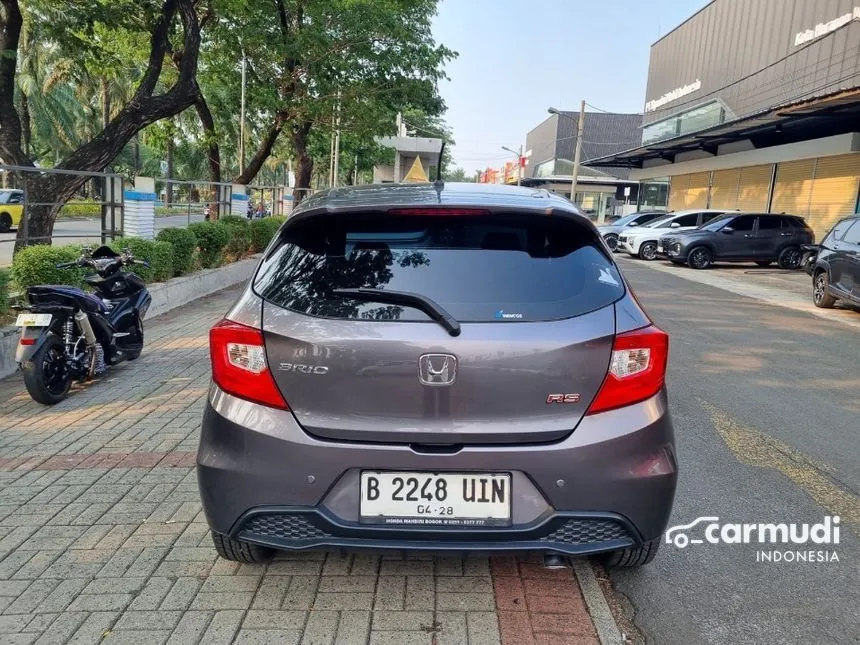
[661,212,814,269]
[197,182,677,567]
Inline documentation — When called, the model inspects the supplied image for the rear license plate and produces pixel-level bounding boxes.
[16,313,51,327]
[360,471,512,527]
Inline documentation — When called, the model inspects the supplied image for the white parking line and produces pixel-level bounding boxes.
[618,257,860,331]
[571,558,625,645]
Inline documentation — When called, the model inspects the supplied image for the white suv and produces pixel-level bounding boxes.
[618,210,728,260]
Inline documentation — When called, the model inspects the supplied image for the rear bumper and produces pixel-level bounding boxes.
[230,508,639,556]
[197,386,677,552]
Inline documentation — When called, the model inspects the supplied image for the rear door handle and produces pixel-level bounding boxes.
[779,233,792,237]
[743,234,753,238]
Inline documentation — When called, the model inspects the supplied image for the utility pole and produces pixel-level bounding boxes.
[239,52,246,175]
[517,144,523,186]
[333,91,341,187]
[328,105,336,187]
[570,99,585,208]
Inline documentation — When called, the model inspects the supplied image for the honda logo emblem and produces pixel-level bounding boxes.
[418,353,457,386]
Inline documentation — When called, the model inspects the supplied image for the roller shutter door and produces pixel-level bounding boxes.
[709,169,740,209]
[735,165,772,212]
[684,172,710,209]
[668,175,688,211]
[808,154,860,240]
[771,159,815,217]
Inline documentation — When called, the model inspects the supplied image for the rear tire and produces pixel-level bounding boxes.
[603,537,660,567]
[813,271,836,308]
[22,334,71,405]
[777,246,802,270]
[0,212,12,233]
[211,531,275,563]
[638,242,658,261]
[687,246,713,269]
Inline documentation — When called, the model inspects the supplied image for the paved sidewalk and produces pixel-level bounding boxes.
[0,288,603,645]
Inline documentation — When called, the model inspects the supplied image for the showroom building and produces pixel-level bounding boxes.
[588,0,860,239]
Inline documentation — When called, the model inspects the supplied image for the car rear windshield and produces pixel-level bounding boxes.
[253,213,625,323]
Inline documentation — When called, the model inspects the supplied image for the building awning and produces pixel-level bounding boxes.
[586,88,860,169]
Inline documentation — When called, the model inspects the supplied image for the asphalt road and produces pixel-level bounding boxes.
[611,260,860,645]
[0,214,206,266]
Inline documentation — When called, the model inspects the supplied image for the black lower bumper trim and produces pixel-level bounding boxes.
[232,507,639,556]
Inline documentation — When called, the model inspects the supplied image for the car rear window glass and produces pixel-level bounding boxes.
[254,213,625,323]
[758,216,780,230]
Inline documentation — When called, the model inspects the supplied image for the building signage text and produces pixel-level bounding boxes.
[794,7,860,46]
[645,79,702,113]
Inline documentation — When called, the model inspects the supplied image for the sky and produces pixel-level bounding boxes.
[431,0,708,174]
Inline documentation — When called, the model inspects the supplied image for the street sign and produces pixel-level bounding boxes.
[624,186,631,197]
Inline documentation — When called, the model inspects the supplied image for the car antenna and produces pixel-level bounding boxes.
[433,142,446,188]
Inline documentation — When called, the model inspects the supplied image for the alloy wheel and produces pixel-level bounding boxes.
[640,242,658,261]
[689,248,711,269]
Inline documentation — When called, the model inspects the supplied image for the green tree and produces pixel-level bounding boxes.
[0,0,204,250]
[203,0,453,200]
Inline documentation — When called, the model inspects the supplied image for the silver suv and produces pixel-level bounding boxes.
[197,182,677,567]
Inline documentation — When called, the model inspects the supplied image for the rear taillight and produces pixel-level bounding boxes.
[209,319,288,409]
[587,325,668,415]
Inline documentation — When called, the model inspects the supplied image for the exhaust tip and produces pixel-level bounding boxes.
[543,554,568,570]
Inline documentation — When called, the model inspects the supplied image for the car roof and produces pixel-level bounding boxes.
[668,208,731,215]
[291,182,583,219]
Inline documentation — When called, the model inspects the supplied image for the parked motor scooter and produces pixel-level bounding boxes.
[13,246,151,405]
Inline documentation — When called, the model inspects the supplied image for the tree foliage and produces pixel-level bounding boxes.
[0,0,455,248]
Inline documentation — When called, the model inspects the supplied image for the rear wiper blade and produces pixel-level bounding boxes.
[332,288,461,337]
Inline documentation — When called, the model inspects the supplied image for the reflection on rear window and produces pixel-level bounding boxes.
[253,214,625,322]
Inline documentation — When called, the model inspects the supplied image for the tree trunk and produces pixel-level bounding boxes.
[0,0,204,252]
[134,132,141,172]
[101,77,111,129]
[235,117,284,185]
[19,173,80,247]
[194,94,221,183]
[291,121,313,204]
[166,124,174,206]
[20,92,30,157]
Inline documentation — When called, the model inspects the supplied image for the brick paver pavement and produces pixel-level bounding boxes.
[0,288,601,645]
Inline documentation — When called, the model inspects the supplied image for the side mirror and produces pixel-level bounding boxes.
[721,227,734,234]
[670,222,681,228]
[627,222,639,227]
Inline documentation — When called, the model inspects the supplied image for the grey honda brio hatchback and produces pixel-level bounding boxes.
[197,182,677,567]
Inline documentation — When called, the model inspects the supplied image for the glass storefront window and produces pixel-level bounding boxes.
[642,101,726,145]
[638,180,670,209]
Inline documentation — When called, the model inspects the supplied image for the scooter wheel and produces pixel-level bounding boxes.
[22,334,72,405]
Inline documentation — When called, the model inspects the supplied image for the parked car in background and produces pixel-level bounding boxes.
[0,189,24,233]
[198,182,677,568]
[597,210,667,250]
[809,215,860,308]
[618,209,727,260]
[660,213,814,269]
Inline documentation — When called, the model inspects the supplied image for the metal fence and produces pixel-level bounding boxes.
[1,164,305,268]
[0,164,124,267]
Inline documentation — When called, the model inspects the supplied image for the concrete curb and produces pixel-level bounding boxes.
[0,255,260,380]
[571,559,624,645]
